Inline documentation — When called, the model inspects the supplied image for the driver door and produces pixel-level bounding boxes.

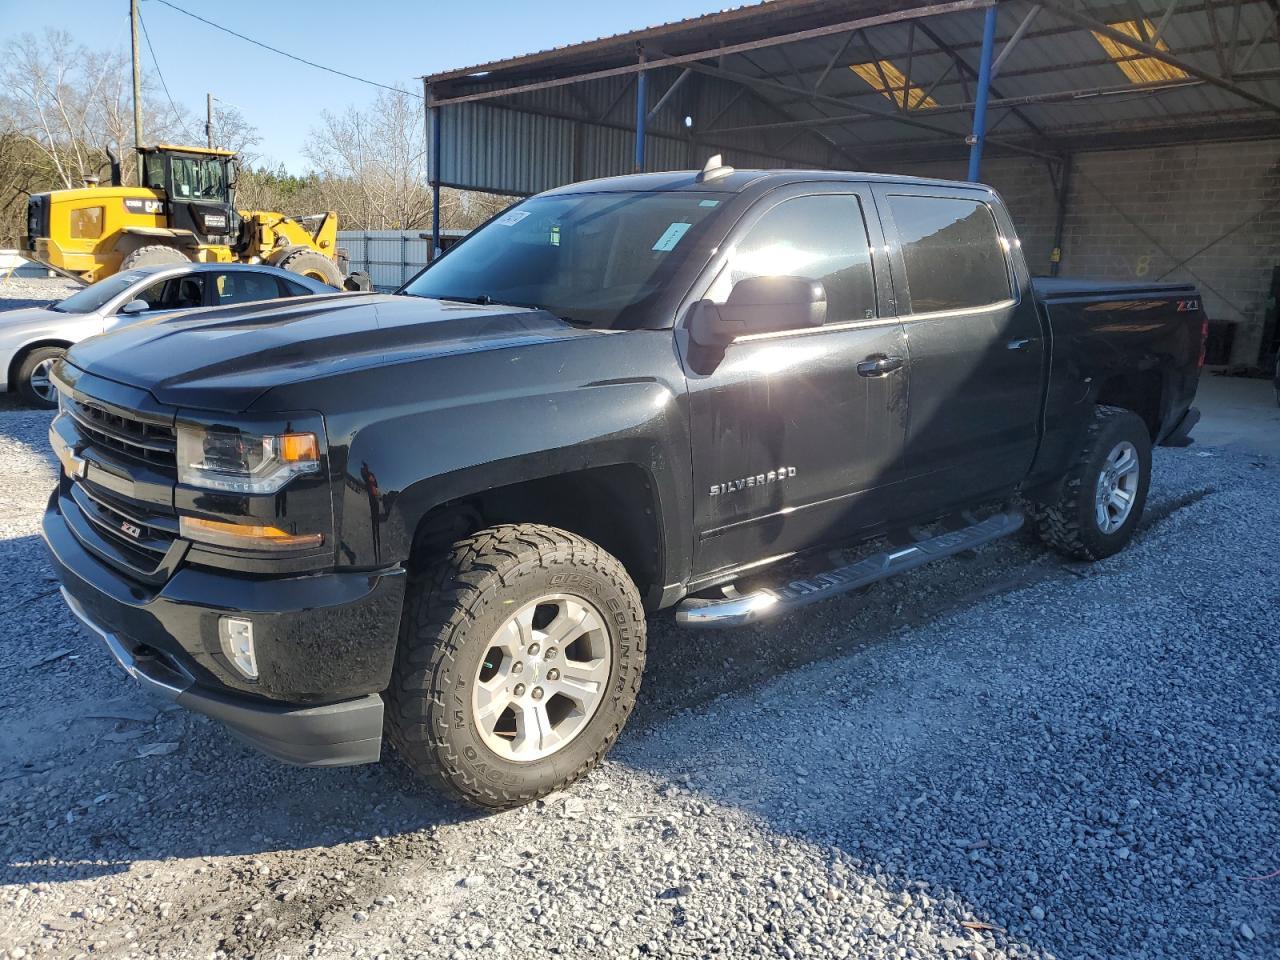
[680,184,910,581]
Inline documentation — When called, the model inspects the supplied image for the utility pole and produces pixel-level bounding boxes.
[130,0,143,175]
[206,93,214,148]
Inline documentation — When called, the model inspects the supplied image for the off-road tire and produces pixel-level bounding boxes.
[386,524,646,809]
[1030,405,1152,561]
[276,248,343,287]
[16,346,66,408]
[119,244,190,270]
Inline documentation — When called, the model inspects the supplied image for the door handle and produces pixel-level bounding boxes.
[1006,337,1036,350]
[857,355,904,377]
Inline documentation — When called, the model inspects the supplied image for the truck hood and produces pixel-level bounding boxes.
[64,293,602,410]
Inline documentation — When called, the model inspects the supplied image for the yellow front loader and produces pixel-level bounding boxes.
[21,144,366,289]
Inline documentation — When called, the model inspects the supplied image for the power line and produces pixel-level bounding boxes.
[145,0,419,98]
[137,6,201,142]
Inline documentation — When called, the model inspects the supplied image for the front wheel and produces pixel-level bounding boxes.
[386,524,646,809]
[16,346,66,409]
[1031,405,1152,561]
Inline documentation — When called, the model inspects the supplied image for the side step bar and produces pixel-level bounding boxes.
[675,510,1024,629]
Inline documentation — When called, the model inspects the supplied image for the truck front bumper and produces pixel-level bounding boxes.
[43,496,405,767]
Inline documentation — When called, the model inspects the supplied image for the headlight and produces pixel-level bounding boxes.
[177,424,320,494]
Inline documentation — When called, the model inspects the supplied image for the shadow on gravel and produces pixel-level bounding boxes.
[0,460,1241,960]
[3,490,1215,894]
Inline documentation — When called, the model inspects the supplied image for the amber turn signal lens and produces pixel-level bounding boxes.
[180,516,323,549]
[279,433,319,463]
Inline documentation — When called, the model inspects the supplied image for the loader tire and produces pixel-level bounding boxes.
[120,245,190,270]
[277,248,343,288]
[386,524,646,809]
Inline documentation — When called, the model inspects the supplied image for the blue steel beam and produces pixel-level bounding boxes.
[635,50,648,172]
[967,5,998,182]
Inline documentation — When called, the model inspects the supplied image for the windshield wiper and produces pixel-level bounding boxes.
[437,293,494,305]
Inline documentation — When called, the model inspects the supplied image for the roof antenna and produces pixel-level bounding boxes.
[696,153,735,183]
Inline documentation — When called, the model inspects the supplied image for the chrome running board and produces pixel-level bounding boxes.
[675,510,1024,629]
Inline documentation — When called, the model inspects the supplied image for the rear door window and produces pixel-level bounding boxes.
[709,193,878,324]
[214,271,282,306]
[277,277,314,297]
[887,195,1011,313]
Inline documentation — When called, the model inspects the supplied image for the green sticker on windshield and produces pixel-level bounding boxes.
[652,221,692,252]
[699,199,719,207]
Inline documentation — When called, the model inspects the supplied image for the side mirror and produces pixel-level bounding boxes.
[118,300,149,316]
[688,275,827,348]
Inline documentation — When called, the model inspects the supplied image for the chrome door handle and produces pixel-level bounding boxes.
[1006,338,1035,350]
[857,355,905,377]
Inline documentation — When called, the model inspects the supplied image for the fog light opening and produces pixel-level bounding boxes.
[219,616,258,680]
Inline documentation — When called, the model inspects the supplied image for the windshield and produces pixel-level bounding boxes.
[171,155,226,201]
[401,191,724,329]
[51,272,151,314]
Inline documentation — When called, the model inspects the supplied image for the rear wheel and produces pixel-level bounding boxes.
[119,244,190,270]
[276,248,343,287]
[386,524,646,809]
[16,346,65,408]
[1031,405,1152,560]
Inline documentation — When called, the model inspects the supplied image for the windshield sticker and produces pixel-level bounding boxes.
[496,210,530,227]
[699,199,720,207]
[652,221,693,252]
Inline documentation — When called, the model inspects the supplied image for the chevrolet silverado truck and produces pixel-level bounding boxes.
[43,160,1204,808]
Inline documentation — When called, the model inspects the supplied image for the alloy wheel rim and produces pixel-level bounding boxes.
[470,593,612,762]
[29,358,57,402]
[1095,440,1140,534]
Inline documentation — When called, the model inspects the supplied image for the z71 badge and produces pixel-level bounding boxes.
[710,466,796,497]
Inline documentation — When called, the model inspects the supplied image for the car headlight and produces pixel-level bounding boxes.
[177,424,320,494]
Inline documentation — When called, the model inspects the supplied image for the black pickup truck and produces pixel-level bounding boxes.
[43,162,1204,808]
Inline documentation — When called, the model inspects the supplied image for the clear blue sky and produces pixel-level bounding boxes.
[1,0,742,171]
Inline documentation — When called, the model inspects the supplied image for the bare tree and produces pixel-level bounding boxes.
[303,87,511,230]
[304,87,432,229]
[0,29,204,190]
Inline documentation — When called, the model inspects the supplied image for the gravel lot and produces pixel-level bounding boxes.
[1,279,1277,960]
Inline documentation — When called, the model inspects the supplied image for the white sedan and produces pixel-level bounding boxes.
[0,262,336,408]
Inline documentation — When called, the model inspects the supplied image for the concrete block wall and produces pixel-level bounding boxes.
[1062,141,1279,365]
[882,139,1280,365]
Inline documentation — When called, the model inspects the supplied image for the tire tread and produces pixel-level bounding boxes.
[385,523,645,810]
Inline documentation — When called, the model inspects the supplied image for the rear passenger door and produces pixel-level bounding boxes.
[872,184,1044,512]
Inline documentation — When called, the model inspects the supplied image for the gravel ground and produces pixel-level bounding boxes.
[0,278,1277,959]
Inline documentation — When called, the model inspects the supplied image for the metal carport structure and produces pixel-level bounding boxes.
[421,0,1280,364]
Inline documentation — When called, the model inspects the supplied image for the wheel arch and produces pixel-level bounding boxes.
[8,339,73,392]
[404,462,668,609]
[1093,368,1165,439]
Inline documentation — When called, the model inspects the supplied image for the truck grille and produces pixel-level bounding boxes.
[65,396,177,470]
[71,482,178,570]
[54,377,184,583]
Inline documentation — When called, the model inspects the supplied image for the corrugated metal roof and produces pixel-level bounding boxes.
[426,0,1280,194]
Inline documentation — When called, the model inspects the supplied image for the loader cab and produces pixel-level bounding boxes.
[138,144,238,246]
